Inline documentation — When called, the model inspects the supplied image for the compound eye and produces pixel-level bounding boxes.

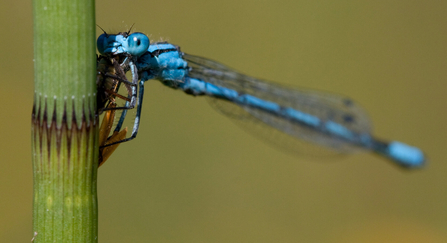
[97,33,108,54]
[127,32,149,56]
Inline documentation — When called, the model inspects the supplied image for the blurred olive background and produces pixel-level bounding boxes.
[1,0,447,242]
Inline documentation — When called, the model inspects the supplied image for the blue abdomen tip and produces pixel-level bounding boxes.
[388,141,425,167]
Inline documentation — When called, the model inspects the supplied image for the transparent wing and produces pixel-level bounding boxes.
[183,54,372,155]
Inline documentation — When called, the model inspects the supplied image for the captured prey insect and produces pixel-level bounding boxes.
[96,31,426,168]
[96,55,136,166]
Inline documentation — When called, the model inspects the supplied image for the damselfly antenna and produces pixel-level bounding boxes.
[96,24,107,35]
[126,23,135,35]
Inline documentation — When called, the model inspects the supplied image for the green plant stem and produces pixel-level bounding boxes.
[32,0,97,242]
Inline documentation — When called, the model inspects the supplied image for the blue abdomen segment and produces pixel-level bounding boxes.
[383,141,425,167]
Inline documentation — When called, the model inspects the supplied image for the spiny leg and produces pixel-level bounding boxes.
[101,66,145,148]
[107,58,140,132]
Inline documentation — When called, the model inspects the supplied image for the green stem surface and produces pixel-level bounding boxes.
[32,0,97,242]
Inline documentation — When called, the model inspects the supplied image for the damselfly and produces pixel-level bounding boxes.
[96,32,426,168]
